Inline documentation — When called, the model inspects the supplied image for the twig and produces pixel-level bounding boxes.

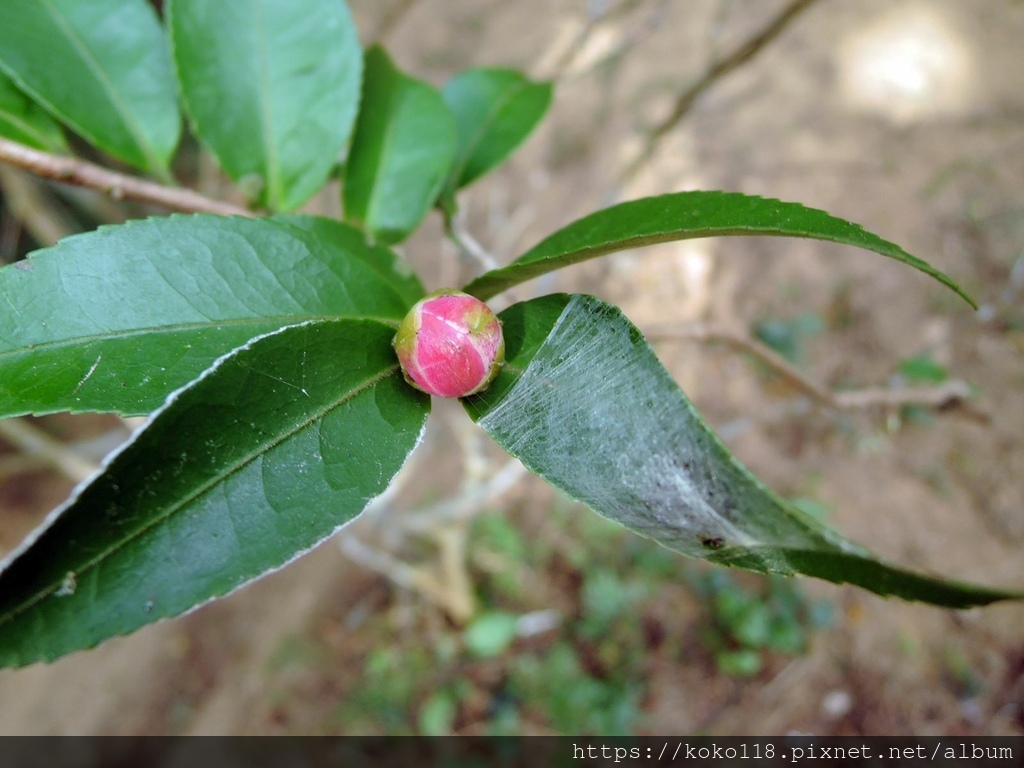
[645,322,977,413]
[339,530,474,622]
[368,0,424,44]
[340,534,441,599]
[0,453,47,482]
[647,322,833,402]
[0,166,77,246]
[443,207,525,302]
[402,457,529,534]
[535,0,656,80]
[832,381,974,411]
[0,418,98,483]
[341,409,529,621]
[557,0,672,84]
[0,137,253,217]
[617,0,821,188]
[444,208,501,273]
[433,524,474,621]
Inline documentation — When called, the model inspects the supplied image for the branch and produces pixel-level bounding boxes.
[645,322,978,413]
[341,409,528,621]
[617,0,821,187]
[0,418,98,483]
[535,0,659,80]
[647,322,832,402]
[0,166,77,247]
[0,137,253,217]
[832,381,975,411]
[402,458,529,534]
[444,208,501,273]
[554,0,672,83]
[339,529,475,622]
[368,0,425,44]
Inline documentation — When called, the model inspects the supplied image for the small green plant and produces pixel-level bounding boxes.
[690,570,834,678]
[0,0,1020,669]
[753,312,825,365]
[895,354,955,426]
[263,504,832,734]
[337,646,439,734]
[508,640,644,735]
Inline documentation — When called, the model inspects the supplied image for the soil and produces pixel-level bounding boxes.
[1,0,1023,735]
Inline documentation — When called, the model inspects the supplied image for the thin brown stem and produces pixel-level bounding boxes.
[368,0,424,44]
[646,322,977,413]
[443,207,525,302]
[617,0,821,188]
[0,418,98,483]
[648,322,834,403]
[536,0,659,80]
[0,166,76,247]
[832,381,974,411]
[446,209,501,273]
[339,530,475,623]
[0,137,253,217]
[556,0,672,83]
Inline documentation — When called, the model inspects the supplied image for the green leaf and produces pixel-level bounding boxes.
[753,312,823,365]
[168,0,362,211]
[0,0,179,176]
[442,67,552,190]
[462,192,977,308]
[716,649,762,677]
[274,214,426,308]
[0,215,416,419]
[898,354,949,384]
[464,294,1020,608]
[0,70,66,152]
[343,46,457,245]
[464,611,519,658]
[0,319,429,667]
[418,690,458,736]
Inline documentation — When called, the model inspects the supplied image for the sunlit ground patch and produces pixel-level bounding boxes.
[839,4,975,124]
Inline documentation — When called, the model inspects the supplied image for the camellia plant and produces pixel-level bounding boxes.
[0,0,1019,668]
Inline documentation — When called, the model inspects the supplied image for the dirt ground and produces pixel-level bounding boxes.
[1,0,1023,735]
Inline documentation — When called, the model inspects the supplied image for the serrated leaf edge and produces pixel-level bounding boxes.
[0,320,427,641]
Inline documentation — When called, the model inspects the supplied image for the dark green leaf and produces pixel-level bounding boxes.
[464,294,1019,608]
[442,67,552,190]
[462,192,976,308]
[0,70,65,152]
[168,0,362,211]
[0,0,179,176]
[274,214,426,308]
[0,215,415,418]
[0,319,429,667]
[343,46,456,245]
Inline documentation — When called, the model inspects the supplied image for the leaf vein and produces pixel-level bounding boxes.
[0,362,402,630]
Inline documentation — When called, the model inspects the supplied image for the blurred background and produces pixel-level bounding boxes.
[1,0,1022,735]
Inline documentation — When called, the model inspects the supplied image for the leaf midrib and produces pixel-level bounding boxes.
[450,76,527,188]
[468,229,735,299]
[0,107,58,150]
[467,220,959,304]
[0,312,401,360]
[0,359,402,630]
[253,0,281,209]
[362,57,405,229]
[40,0,164,174]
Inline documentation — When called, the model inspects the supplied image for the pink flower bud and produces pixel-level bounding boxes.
[393,290,505,398]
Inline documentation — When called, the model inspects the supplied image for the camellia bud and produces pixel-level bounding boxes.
[392,289,505,398]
